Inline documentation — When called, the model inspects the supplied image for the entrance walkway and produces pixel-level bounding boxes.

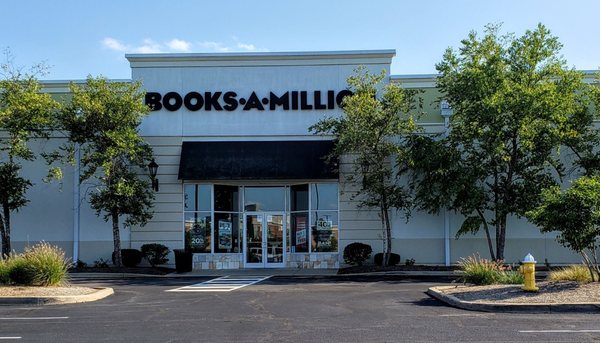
[166,276,272,292]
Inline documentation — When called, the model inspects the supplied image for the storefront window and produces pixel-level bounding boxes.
[244,187,286,211]
[214,185,242,253]
[184,212,211,253]
[214,185,239,212]
[311,211,338,252]
[291,184,308,211]
[214,213,241,253]
[311,183,338,210]
[183,183,340,256]
[309,183,338,253]
[184,184,211,211]
[290,212,309,253]
[290,185,309,253]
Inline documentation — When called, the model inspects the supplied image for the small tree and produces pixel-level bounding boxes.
[0,52,58,257]
[527,176,600,282]
[310,68,422,266]
[408,23,593,261]
[57,76,154,267]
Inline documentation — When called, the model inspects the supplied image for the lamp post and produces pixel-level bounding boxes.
[148,159,159,192]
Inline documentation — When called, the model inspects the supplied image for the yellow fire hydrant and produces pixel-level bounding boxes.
[520,253,538,292]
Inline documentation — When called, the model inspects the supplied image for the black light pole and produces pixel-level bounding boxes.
[148,159,159,192]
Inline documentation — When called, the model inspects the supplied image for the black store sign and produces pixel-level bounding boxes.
[145,90,352,112]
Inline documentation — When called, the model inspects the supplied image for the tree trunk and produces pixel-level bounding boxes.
[496,213,507,261]
[112,210,122,267]
[383,208,392,266]
[381,190,392,267]
[0,204,11,258]
[476,209,496,261]
[581,251,597,282]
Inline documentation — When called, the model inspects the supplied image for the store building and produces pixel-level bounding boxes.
[12,50,596,269]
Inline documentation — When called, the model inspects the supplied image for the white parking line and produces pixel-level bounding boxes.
[166,276,272,292]
[519,330,600,333]
[0,317,68,320]
[0,338,21,340]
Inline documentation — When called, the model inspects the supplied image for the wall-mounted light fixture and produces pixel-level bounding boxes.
[439,100,453,136]
[148,158,159,192]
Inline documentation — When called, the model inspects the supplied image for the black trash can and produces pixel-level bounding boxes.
[174,249,193,273]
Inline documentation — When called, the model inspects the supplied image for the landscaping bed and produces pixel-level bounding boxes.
[69,266,175,275]
[0,285,98,297]
[439,281,600,304]
[338,264,459,274]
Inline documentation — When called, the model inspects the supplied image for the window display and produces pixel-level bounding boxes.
[184,212,211,253]
[311,211,338,252]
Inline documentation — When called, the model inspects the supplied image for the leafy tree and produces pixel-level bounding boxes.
[407,24,594,261]
[0,52,58,258]
[310,68,422,266]
[572,72,600,176]
[56,77,154,267]
[527,176,600,281]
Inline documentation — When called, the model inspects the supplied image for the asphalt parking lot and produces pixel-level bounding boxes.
[1,275,599,342]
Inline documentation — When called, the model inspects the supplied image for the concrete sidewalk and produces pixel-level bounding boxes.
[69,269,551,279]
[68,269,462,279]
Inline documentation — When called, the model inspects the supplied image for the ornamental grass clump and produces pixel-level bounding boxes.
[458,254,503,285]
[458,254,523,285]
[0,242,72,286]
[0,257,10,284]
[549,265,598,283]
[23,242,72,286]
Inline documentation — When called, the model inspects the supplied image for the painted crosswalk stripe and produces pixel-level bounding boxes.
[166,276,272,292]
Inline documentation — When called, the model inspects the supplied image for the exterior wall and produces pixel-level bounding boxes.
[14,53,594,268]
[338,155,381,263]
[130,136,184,264]
[9,138,75,257]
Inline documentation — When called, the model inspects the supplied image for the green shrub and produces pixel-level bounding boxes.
[93,258,110,268]
[76,259,87,269]
[141,244,170,267]
[112,249,143,267]
[458,254,504,285]
[343,242,372,266]
[549,265,598,283]
[373,252,401,266]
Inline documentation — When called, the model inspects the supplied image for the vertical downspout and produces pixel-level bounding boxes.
[73,145,81,263]
[443,115,451,267]
[444,208,450,266]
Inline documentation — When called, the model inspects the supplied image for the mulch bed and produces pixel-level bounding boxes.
[337,264,459,274]
[441,281,600,304]
[69,266,175,275]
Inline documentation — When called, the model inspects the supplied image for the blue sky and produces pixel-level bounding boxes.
[2,0,598,80]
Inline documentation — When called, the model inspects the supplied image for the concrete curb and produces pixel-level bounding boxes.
[0,287,114,306]
[427,286,600,313]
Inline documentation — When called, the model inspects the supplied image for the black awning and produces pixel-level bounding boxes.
[178,141,338,180]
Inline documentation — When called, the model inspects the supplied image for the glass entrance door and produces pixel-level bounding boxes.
[244,213,285,268]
